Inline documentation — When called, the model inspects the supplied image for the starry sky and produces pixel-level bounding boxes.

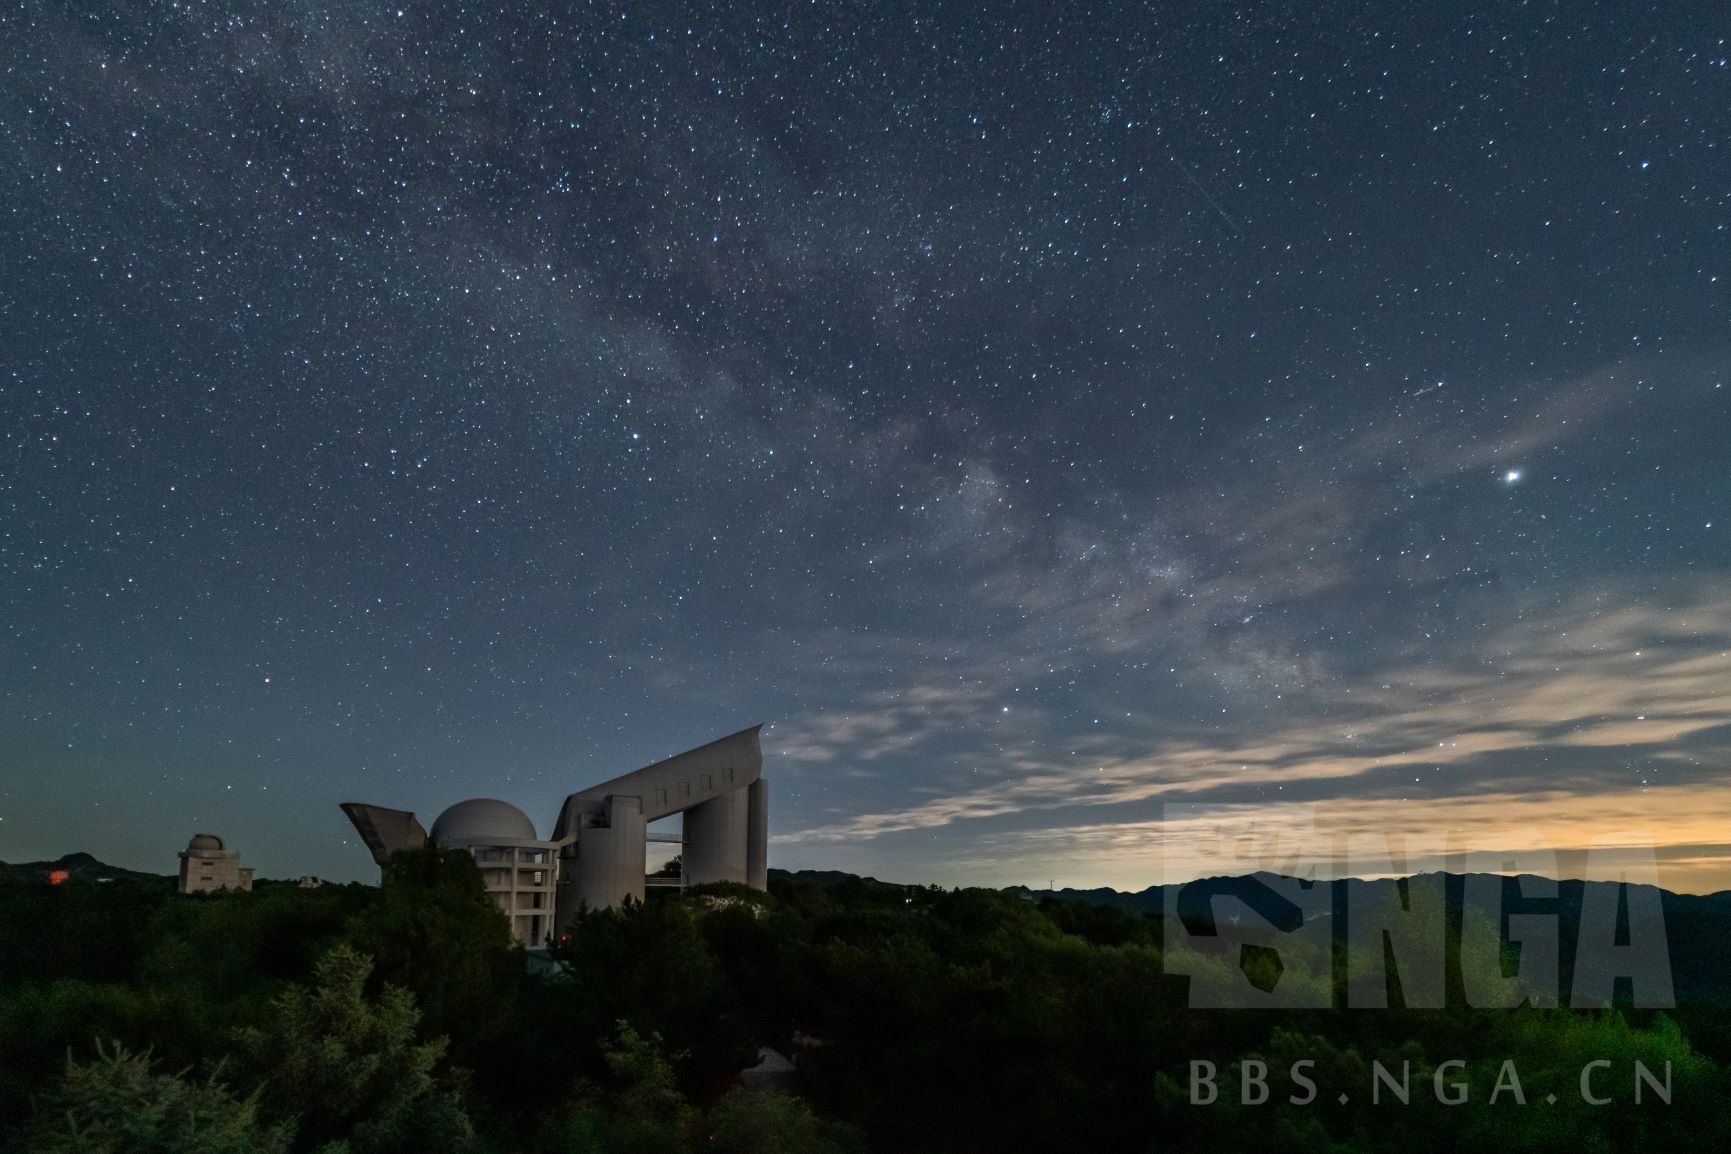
[3,1,1729,890]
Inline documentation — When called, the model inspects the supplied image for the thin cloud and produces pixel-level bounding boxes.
[775,584,1731,884]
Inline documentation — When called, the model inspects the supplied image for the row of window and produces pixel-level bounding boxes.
[477,868,549,886]
[650,767,735,808]
[493,892,546,910]
[472,848,549,865]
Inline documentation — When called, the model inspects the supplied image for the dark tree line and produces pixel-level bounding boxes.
[2,853,1728,1152]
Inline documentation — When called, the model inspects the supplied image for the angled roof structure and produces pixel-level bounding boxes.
[339,725,768,939]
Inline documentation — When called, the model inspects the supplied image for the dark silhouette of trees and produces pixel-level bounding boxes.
[6,865,1731,1152]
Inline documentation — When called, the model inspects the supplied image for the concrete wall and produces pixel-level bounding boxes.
[746,777,769,892]
[553,725,768,925]
[564,794,647,913]
[339,803,428,864]
[179,852,253,893]
[684,786,749,887]
[553,725,764,834]
[464,842,558,948]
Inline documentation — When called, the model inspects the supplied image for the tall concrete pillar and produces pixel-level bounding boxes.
[683,788,749,886]
[569,794,645,913]
[746,777,768,891]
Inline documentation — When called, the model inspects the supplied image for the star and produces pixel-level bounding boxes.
[0,0,1724,896]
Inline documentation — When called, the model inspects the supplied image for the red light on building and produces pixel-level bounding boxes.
[48,869,69,886]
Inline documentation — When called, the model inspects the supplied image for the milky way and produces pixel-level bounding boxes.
[2,2,1727,887]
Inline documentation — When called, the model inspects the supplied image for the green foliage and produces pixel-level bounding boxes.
[532,1022,692,1154]
[0,878,174,988]
[790,885,1175,1151]
[545,896,752,1090]
[344,848,519,1046]
[0,880,368,1134]
[0,979,244,1130]
[704,1088,865,1154]
[21,1040,289,1154]
[231,944,475,1154]
[140,883,372,1001]
[601,1021,688,1127]
[9,868,1731,1153]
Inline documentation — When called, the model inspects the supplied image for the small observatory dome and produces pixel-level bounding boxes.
[429,798,537,845]
[187,833,225,852]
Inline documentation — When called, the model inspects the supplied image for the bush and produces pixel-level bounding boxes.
[22,1040,288,1154]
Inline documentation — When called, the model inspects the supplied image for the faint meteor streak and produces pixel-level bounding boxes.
[1168,154,1243,235]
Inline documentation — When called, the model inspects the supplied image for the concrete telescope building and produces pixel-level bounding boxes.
[178,833,254,894]
[340,725,767,947]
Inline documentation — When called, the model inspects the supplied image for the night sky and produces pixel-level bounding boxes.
[3,2,1728,890]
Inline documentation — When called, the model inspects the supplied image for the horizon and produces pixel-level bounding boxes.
[16,844,1731,900]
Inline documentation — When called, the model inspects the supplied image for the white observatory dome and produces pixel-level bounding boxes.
[429,798,538,845]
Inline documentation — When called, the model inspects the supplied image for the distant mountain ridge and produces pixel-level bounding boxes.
[1002,871,1731,1006]
[0,852,168,885]
[1000,870,1731,913]
[762,869,1731,1006]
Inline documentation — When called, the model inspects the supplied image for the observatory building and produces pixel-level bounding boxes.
[178,833,254,894]
[340,725,767,947]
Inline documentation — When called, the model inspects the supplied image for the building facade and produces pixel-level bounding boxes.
[177,833,254,894]
[427,798,560,948]
[341,725,768,947]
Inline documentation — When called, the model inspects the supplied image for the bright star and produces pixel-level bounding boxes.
[1504,469,1522,484]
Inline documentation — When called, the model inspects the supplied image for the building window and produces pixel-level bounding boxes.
[678,781,690,798]
[701,774,713,791]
